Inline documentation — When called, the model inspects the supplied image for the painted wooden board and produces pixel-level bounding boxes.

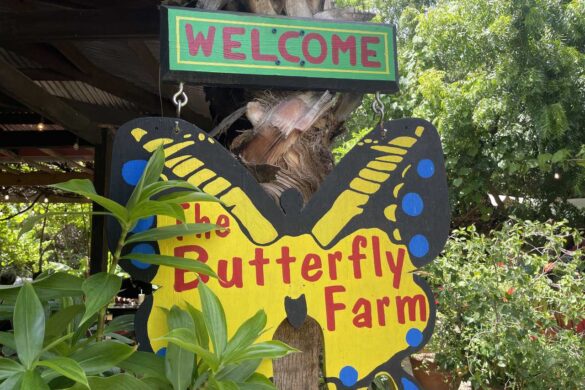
[107,117,449,389]
[160,6,398,92]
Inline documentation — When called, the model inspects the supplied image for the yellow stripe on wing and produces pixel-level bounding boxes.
[312,128,424,246]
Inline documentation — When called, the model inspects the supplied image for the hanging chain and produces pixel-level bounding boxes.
[371,91,387,137]
[172,82,189,133]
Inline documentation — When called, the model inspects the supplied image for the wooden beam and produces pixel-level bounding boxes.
[0,148,64,172]
[0,8,159,42]
[0,55,101,144]
[0,194,90,203]
[39,148,93,174]
[0,130,91,148]
[0,171,92,186]
[90,129,112,274]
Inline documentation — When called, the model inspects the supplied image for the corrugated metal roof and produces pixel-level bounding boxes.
[34,80,136,109]
[0,47,42,69]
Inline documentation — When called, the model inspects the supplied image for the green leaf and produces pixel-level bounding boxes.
[19,212,112,238]
[35,357,88,388]
[20,369,49,390]
[70,341,136,375]
[240,373,277,390]
[67,374,151,390]
[45,305,85,340]
[129,201,186,224]
[50,179,128,223]
[80,273,122,325]
[185,303,209,350]
[0,332,16,350]
[163,307,195,390]
[125,223,218,245]
[223,310,266,362]
[0,273,83,303]
[120,253,218,278]
[156,191,219,204]
[42,333,73,354]
[103,314,134,334]
[0,372,23,390]
[198,282,227,356]
[140,181,203,202]
[0,358,24,380]
[155,328,219,371]
[117,351,166,381]
[14,283,45,369]
[224,341,297,364]
[126,146,166,210]
[214,379,239,390]
[216,359,260,382]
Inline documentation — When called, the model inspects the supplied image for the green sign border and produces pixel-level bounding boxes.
[161,6,399,93]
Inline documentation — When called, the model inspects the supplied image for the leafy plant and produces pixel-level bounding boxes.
[426,218,585,389]
[19,145,220,341]
[121,282,297,390]
[0,282,139,389]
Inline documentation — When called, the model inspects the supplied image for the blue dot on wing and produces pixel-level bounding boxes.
[417,159,435,179]
[409,235,429,258]
[156,347,167,357]
[406,328,424,347]
[402,193,424,217]
[130,243,156,270]
[122,160,148,186]
[401,377,419,390]
[339,366,358,387]
[131,216,155,233]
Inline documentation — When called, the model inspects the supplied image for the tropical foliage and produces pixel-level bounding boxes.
[336,0,585,228]
[426,218,585,388]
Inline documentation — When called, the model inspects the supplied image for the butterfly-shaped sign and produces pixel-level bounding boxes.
[108,117,449,389]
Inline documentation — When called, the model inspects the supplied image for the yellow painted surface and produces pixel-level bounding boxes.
[148,201,430,388]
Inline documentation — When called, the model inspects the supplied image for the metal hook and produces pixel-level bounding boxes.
[371,92,386,137]
[172,82,189,118]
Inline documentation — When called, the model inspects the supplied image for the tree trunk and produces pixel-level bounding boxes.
[191,0,372,387]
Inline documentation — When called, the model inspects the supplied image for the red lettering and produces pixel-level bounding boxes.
[186,25,216,57]
[372,236,382,277]
[376,297,391,326]
[361,36,381,68]
[276,247,296,284]
[302,33,327,64]
[223,27,246,60]
[217,257,243,288]
[327,251,343,280]
[352,298,372,328]
[278,31,301,63]
[301,253,323,282]
[386,248,405,289]
[249,248,269,286]
[174,245,209,292]
[348,235,367,279]
[396,295,427,324]
[331,34,356,65]
[251,29,277,62]
[216,214,230,238]
[194,203,211,239]
[324,285,346,331]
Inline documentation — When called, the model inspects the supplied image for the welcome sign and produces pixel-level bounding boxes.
[160,7,399,92]
[108,117,449,389]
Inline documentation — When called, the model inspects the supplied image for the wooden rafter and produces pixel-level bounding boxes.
[0,171,92,186]
[0,55,101,144]
[0,148,62,173]
[0,8,159,42]
[0,130,91,148]
[39,148,93,174]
